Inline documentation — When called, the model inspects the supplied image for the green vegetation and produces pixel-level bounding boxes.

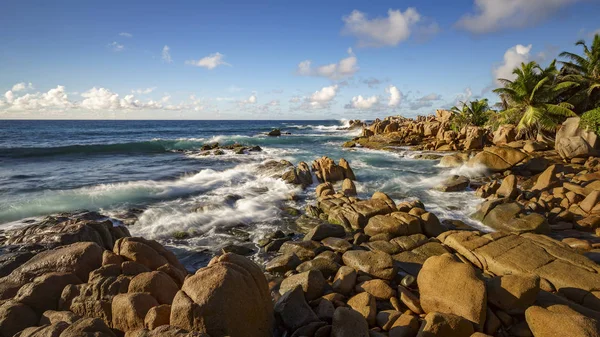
[491,34,600,138]
[493,61,577,138]
[450,98,493,132]
[559,35,600,113]
[580,108,600,134]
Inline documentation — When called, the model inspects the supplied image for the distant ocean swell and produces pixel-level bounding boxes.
[1,132,356,159]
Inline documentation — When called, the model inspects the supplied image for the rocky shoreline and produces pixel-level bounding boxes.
[1,114,600,337]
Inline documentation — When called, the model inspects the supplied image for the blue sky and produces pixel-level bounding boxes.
[1,0,599,119]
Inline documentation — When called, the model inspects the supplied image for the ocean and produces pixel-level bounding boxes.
[0,119,486,267]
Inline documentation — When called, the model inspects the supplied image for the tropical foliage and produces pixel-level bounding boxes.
[580,108,600,134]
[491,33,600,138]
[493,61,577,138]
[450,99,492,131]
[559,35,600,113]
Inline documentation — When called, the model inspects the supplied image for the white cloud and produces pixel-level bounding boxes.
[342,8,422,47]
[453,88,474,106]
[6,86,72,111]
[12,82,34,92]
[162,45,172,63]
[5,91,15,103]
[108,41,124,52]
[493,44,532,85]
[297,48,358,80]
[289,96,301,103]
[457,0,581,34]
[186,52,230,69]
[386,85,402,107]
[119,32,133,38]
[243,94,257,104]
[132,87,156,95]
[80,88,122,110]
[1,85,209,114]
[345,95,379,110]
[307,85,339,109]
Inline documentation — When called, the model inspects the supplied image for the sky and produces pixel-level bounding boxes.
[1,0,600,120]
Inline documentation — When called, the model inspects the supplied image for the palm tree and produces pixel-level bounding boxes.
[493,60,577,139]
[450,99,492,130]
[559,34,600,113]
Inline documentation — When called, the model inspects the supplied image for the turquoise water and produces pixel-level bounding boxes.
[0,119,485,257]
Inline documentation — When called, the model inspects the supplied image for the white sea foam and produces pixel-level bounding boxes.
[130,172,301,247]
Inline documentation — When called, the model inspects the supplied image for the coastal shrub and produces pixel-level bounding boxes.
[580,108,600,135]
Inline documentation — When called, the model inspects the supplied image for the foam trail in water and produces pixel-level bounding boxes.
[0,164,266,224]
[130,174,301,250]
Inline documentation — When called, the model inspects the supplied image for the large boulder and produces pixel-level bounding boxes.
[331,307,369,337]
[492,125,517,145]
[487,274,540,314]
[3,218,130,250]
[342,250,396,280]
[477,202,550,234]
[525,305,600,337]
[112,292,159,332]
[555,117,599,159]
[113,237,187,275]
[435,175,470,192]
[128,271,179,305]
[417,254,486,327]
[312,157,346,183]
[274,286,319,331]
[279,270,327,301]
[467,146,528,172]
[0,301,38,337]
[464,126,486,150]
[557,136,596,159]
[170,253,273,337]
[0,242,103,300]
[364,212,421,238]
[417,312,475,337]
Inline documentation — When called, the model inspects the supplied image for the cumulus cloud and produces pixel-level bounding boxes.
[457,0,581,34]
[297,48,358,80]
[4,91,14,103]
[345,95,380,110]
[310,85,338,105]
[108,41,124,52]
[240,94,257,105]
[454,87,473,105]
[186,52,230,69]
[4,86,72,111]
[1,85,206,114]
[12,82,34,92]
[493,44,532,85]
[386,85,402,107]
[292,85,340,110]
[162,45,172,63]
[119,32,133,38]
[342,8,423,47]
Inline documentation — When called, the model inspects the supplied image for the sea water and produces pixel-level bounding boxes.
[0,119,487,267]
